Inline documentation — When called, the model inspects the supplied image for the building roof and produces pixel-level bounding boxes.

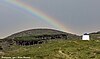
[84,33,89,35]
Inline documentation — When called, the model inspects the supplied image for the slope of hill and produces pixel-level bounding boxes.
[0,40,100,59]
[0,29,80,51]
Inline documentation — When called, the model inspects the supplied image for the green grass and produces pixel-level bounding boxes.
[0,40,100,59]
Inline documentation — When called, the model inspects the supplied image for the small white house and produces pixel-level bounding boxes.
[82,33,90,40]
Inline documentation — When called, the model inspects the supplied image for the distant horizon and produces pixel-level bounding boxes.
[0,28,100,39]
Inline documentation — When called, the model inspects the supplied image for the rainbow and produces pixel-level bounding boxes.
[5,0,71,33]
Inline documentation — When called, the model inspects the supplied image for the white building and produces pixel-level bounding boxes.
[82,33,90,40]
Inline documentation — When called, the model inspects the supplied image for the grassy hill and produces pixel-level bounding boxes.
[0,29,80,48]
[0,29,100,59]
[0,40,100,59]
[0,29,80,55]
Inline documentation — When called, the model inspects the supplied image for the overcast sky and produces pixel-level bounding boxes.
[0,0,100,38]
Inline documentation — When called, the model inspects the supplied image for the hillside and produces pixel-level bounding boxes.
[0,40,100,59]
[3,29,80,46]
[0,29,80,51]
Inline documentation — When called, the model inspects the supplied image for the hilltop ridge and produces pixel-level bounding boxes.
[6,28,80,40]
